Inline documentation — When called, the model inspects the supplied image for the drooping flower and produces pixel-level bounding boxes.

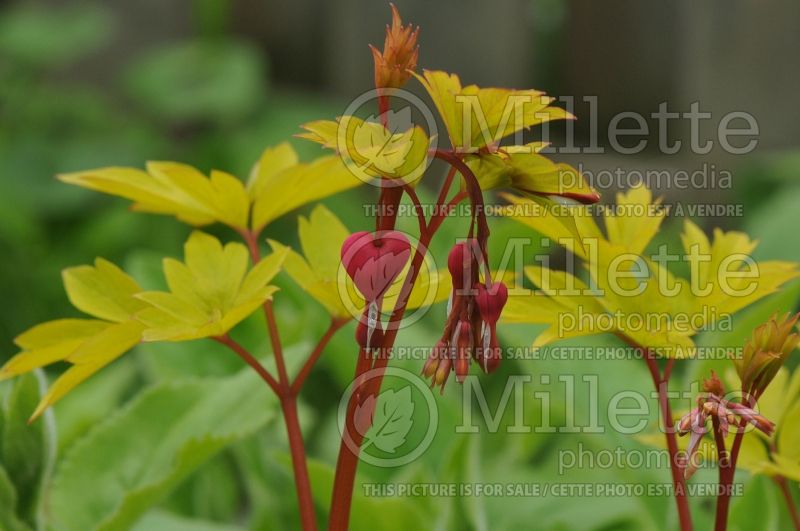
[677,372,775,479]
[341,229,411,351]
[475,281,508,373]
[268,204,451,325]
[423,240,509,391]
[341,230,411,305]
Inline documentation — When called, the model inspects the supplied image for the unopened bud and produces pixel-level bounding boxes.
[370,4,419,89]
[447,240,479,292]
[423,341,446,378]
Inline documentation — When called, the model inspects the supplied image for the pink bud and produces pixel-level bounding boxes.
[341,230,411,302]
[476,282,508,324]
[447,240,479,291]
[434,355,452,390]
[423,341,447,378]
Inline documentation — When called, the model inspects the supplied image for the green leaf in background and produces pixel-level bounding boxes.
[299,456,429,531]
[0,3,112,68]
[132,509,244,531]
[54,357,139,453]
[46,360,282,531]
[0,465,32,531]
[747,184,800,262]
[728,476,781,531]
[123,40,266,125]
[1,371,55,528]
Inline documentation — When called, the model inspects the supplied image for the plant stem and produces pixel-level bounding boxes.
[240,229,318,531]
[402,183,428,234]
[711,414,747,530]
[328,234,431,530]
[711,416,731,531]
[292,318,348,395]
[280,390,318,531]
[774,475,800,530]
[328,152,474,530]
[640,346,694,531]
[213,335,280,394]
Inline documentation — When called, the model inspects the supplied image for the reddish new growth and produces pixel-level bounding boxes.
[677,371,775,479]
[369,4,420,89]
[423,239,508,391]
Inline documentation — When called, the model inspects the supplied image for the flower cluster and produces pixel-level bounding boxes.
[678,372,775,479]
[422,240,508,391]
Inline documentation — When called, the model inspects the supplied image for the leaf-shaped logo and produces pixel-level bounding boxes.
[354,386,415,454]
[351,108,415,175]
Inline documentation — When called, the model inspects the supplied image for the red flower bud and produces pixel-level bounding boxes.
[476,282,508,324]
[423,340,447,378]
[434,355,452,390]
[341,230,411,302]
[447,240,479,291]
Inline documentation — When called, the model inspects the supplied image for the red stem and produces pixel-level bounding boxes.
[711,416,731,531]
[213,334,280,394]
[775,475,800,530]
[402,183,428,234]
[292,318,348,395]
[328,230,433,531]
[240,229,318,531]
[328,160,460,531]
[638,344,693,531]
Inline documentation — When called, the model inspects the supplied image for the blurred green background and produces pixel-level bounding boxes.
[1,0,799,530]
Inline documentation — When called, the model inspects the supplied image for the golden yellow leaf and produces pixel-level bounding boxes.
[249,150,364,232]
[59,162,250,229]
[62,258,148,323]
[469,152,599,204]
[1,319,109,378]
[413,70,571,151]
[298,116,430,186]
[135,232,287,341]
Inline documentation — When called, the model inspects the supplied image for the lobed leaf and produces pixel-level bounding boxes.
[46,361,281,531]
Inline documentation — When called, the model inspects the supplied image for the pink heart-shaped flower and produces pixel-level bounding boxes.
[447,239,480,291]
[476,282,508,324]
[341,230,411,302]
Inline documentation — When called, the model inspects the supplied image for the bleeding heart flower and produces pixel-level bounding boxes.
[341,230,411,303]
[447,239,479,291]
[476,282,508,324]
[474,325,502,374]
